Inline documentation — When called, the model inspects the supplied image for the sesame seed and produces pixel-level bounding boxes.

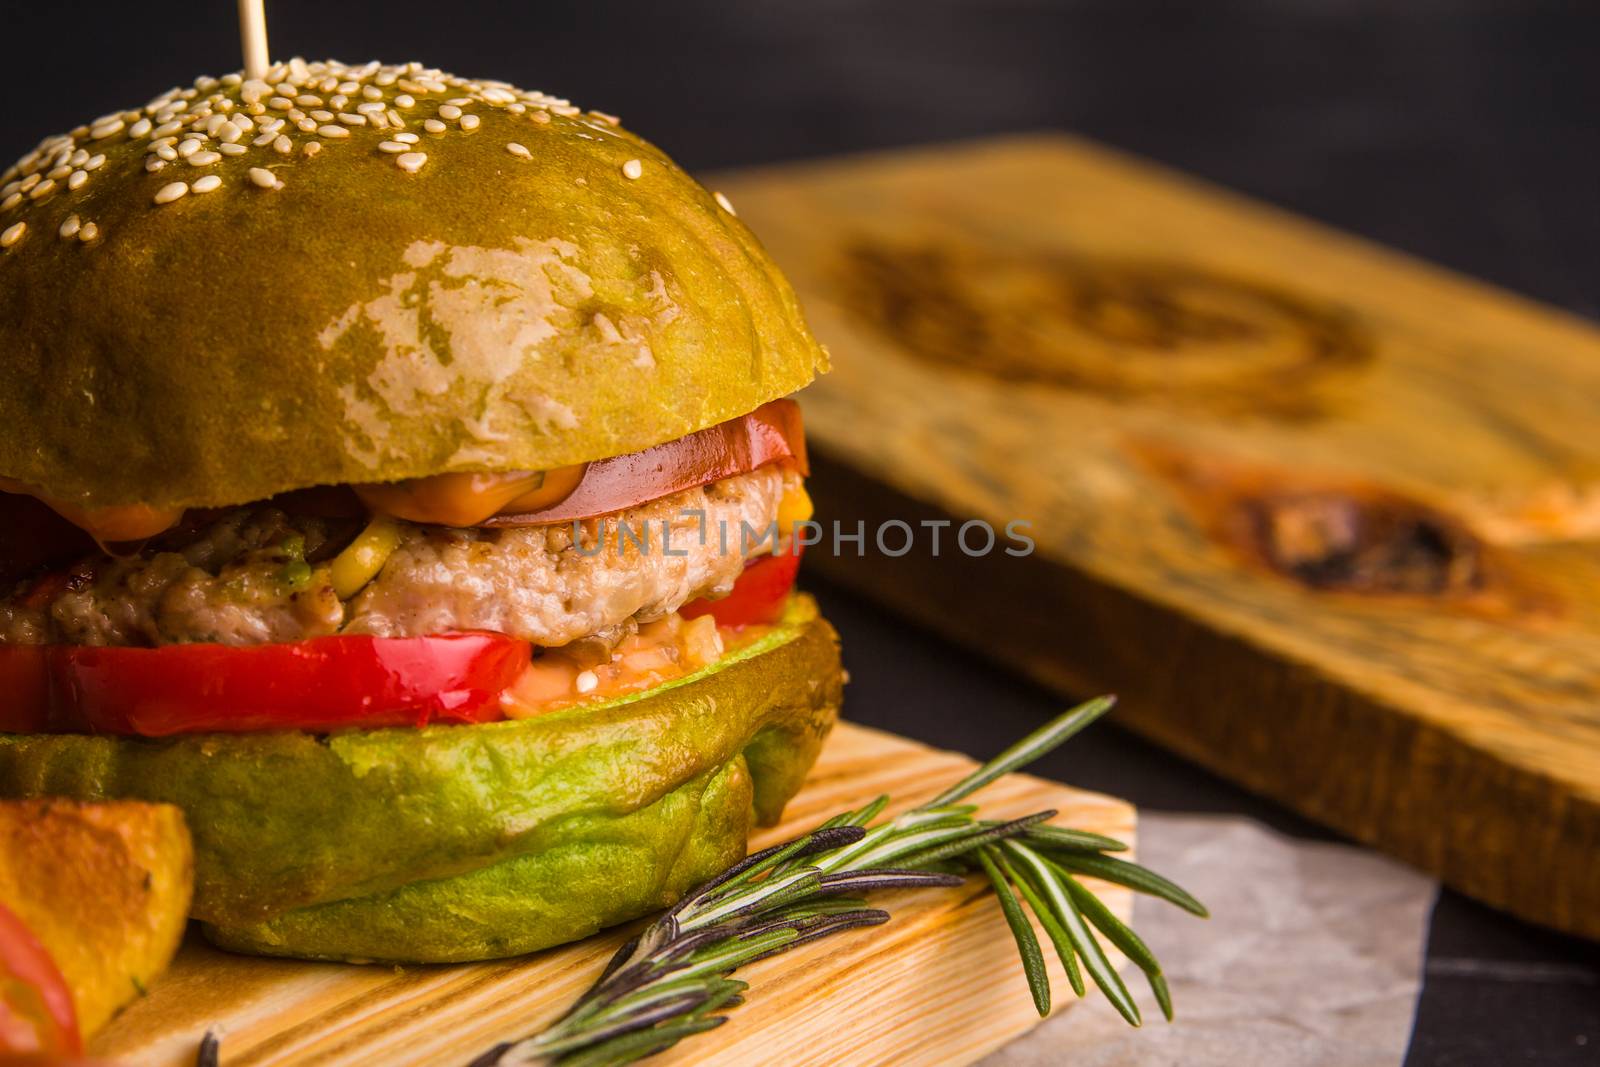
[295,95,322,107]
[145,158,167,173]
[0,193,18,211]
[155,144,178,161]
[481,87,516,105]
[188,150,222,166]
[438,104,462,120]
[311,110,335,123]
[219,142,247,156]
[58,215,80,239]
[423,119,446,134]
[575,670,598,694]
[129,117,153,138]
[152,120,183,138]
[378,140,408,153]
[78,222,98,242]
[531,110,551,124]
[386,110,405,128]
[66,170,88,190]
[176,139,201,158]
[273,134,293,154]
[153,181,189,204]
[621,158,643,180]
[217,120,243,143]
[90,119,125,139]
[192,175,222,193]
[28,179,56,200]
[268,96,294,111]
[362,85,383,101]
[396,152,428,173]
[0,222,24,248]
[394,94,415,108]
[296,118,318,133]
[460,113,480,131]
[248,167,280,188]
[714,191,737,215]
[357,101,386,115]
[506,141,532,160]
[46,165,72,181]
[338,113,367,125]
[590,110,621,126]
[394,132,420,144]
[19,174,38,191]
[317,125,350,139]
[302,142,321,157]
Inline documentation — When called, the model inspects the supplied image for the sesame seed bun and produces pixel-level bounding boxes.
[0,60,827,511]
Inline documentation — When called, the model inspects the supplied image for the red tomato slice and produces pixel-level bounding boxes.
[0,902,80,1058]
[680,550,803,629]
[486,398,807,527]
[0,633,530,737]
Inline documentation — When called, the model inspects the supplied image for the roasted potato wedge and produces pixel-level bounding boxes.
[0,798,192,1036]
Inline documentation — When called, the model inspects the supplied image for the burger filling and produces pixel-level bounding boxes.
[0,402,814,735]
[0,465,799,650]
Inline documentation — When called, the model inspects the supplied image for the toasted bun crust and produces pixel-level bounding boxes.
[0,60,826,510]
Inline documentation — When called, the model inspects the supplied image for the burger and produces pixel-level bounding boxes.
[0,59,841,964]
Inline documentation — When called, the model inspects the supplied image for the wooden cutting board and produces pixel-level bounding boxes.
[89,721,1135,1066]
[711,134,1600,940]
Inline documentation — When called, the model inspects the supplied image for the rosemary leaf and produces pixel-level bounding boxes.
[1019,824,1130,853]
[1003,843,1086,997]
[553,1015,726,1067]
[897,811,1057,870]
[1150,971,1175,1023]
[977,845,1051,1017]
[1019,844,1141,1026]
[1062,871,1163,976]
[195,1030,220,1067]
[1048,852,1209,917]
[920,695,1116,810]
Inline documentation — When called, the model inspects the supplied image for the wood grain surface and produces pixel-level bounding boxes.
[712,134,1600,940]
[88,721,1135,1066]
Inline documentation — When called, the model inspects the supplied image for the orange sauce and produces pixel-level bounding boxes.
[0,478,183,544]
[353,464,587,527]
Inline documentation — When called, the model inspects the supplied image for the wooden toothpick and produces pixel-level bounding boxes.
[238,0,269,80]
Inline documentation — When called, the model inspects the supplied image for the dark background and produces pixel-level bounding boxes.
[6,3,1597,1063]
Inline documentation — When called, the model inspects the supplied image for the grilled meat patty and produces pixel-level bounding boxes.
[0,466,795,648]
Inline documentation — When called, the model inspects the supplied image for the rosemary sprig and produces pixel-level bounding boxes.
[472,696,1207,1067]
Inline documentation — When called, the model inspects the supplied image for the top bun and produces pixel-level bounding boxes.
[0,60,826,511]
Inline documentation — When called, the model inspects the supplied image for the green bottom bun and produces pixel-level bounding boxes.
[0,595,841,963]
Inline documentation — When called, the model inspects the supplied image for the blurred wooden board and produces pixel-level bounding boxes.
[713,134,1600,939]
[89,721,1134,1066]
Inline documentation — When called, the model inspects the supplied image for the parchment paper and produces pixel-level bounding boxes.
[983,813,1436,1067]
